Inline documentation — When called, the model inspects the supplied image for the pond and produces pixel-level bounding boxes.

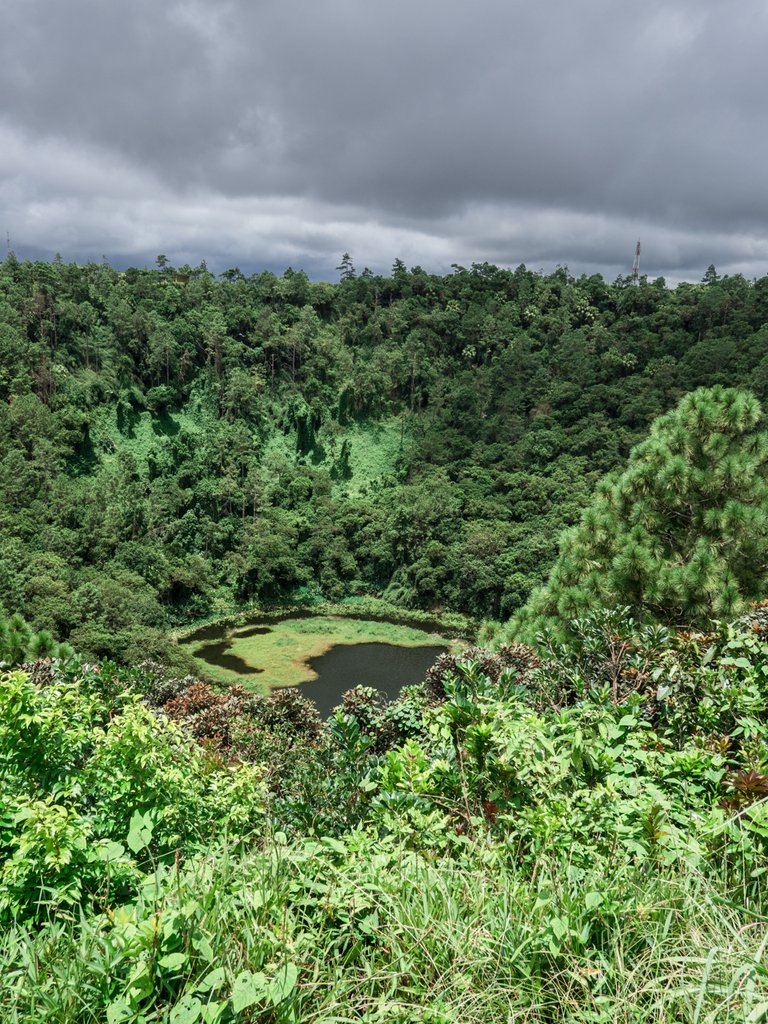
[182,613,449,717]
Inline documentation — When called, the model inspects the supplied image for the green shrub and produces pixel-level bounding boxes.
[0,664,265,923]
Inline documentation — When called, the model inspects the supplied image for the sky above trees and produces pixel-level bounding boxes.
[1,0,767,281]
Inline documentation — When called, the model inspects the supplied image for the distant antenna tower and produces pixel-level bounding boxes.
[631,240,641,282]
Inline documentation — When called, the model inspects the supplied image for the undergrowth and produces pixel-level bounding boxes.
[2,842,768,1023]
[3,606,768,1021]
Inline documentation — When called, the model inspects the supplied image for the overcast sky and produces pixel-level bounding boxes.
[1,0,767,282]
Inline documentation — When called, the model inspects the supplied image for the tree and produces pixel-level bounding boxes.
[0,613,72,665]
[147,320,178,384]
[336,253,356,281]
[508,387,768,641]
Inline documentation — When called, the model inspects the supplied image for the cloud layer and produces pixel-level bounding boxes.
[2,0,767,280]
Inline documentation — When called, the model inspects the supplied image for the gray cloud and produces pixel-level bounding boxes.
[1,0,767,280]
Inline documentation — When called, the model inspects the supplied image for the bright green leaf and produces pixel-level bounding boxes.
[584,891,603,911]
[159,952,188,970]
[170,995,202,1024]
[198,967,226,993]
[269,962,298,1005]
[106,1002,134,1024]
[127,811,153,854]
[231,971,268,1013]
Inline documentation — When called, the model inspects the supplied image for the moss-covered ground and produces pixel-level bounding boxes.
[88,402,206,470]
[260,414,410,496]
[338,415,410,495]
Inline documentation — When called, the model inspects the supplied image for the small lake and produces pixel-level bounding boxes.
[302,641,445,716]
[183,613,450,717]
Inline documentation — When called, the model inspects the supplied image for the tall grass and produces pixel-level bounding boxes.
[2,839,767,1023]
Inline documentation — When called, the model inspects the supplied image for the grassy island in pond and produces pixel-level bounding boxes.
[183,614,454,695]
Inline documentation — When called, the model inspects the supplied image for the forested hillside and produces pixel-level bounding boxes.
[3,253,768,661]
[5,253,768,1021]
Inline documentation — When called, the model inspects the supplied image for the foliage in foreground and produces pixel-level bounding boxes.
[3,607,768,1020]
[0,658,265,924]
[5,839,768,1024]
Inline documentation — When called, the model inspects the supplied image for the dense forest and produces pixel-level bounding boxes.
[4,254,768,1022]
[3,253,768,661]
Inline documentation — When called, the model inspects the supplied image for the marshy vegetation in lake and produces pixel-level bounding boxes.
[182,614,451,716]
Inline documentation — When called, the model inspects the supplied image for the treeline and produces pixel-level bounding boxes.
[2,253,768,659]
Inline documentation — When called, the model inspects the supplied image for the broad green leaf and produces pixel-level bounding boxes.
[549,916,567,941]
[127,811,154,854]
[322,837,347,855]
[231,970,268,1013]
[198,967,226,993]
[95,841,126,862]
[106,1002,134,1024]
[269,962,298,1005]
[584,891,603,911]
[170,995,202,1024]
[721,656,752,670]
[126,960,152,1000]
[159,952,188,970]
[192,933,214,961]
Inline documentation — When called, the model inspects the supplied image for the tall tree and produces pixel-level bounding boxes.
[508,387,768,640]
[336,253,356,281]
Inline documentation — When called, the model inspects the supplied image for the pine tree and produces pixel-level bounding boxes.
[336,253,356,281]
[508,387,768,641]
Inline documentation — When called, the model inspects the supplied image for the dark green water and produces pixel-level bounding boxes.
[302,641,446,717]
[186,614,446,717]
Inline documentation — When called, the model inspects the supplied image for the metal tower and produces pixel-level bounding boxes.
[631,240,641,282]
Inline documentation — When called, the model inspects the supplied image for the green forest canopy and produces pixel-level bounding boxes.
[3,253,768,660]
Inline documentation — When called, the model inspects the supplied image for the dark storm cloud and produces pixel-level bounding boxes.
[1,0,767,280]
